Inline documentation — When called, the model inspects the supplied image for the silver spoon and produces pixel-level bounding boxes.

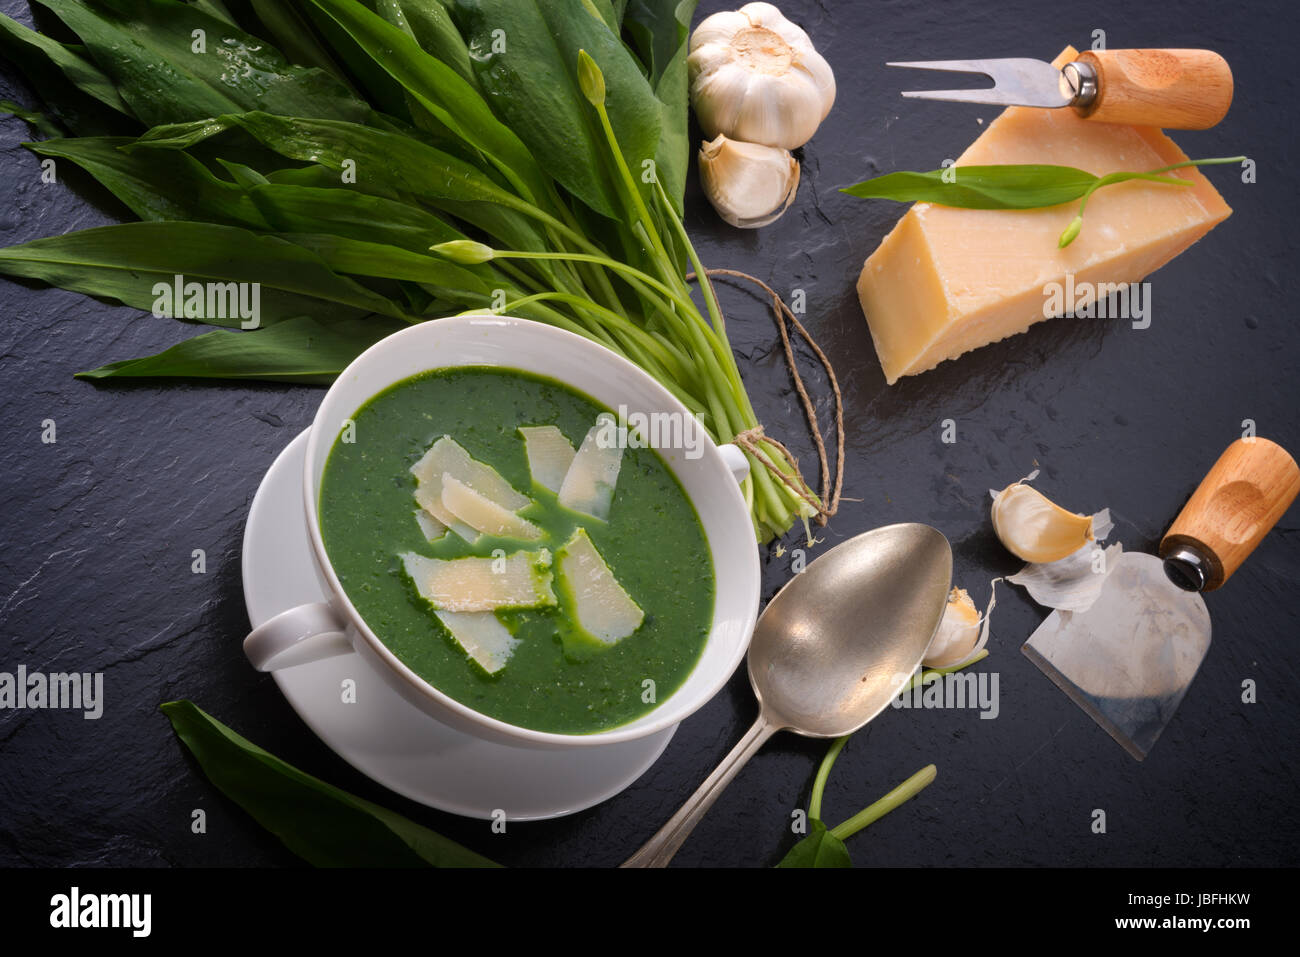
[621,523,952,868]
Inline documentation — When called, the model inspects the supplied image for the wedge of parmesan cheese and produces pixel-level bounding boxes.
[410,436,529,542]
[433,610,519,674]
[557,415,624,521]
[555,529,643,645]
[518,425,576,494]
[856,46,1232,385]
[440,473,542,541]
[400,549,556,612]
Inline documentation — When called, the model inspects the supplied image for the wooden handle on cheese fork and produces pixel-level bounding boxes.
[1159,438,1300,591]
[1073,49,1233,129]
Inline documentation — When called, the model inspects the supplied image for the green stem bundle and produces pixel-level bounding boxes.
[430,50,826,542]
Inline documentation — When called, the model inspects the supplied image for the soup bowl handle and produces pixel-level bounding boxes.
[718,443,751,485]
[244,602,354,671]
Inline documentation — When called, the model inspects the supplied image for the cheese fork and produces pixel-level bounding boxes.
[889,49,1233,130]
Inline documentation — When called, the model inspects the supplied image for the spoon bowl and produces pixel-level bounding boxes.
[623,523,952,867]
[750,523,955,736]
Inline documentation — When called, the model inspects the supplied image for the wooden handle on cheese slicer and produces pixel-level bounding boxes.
[1073,49,1233,129]
[1159,438,1300,591]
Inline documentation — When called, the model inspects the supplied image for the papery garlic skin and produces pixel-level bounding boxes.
[688,2,836,150]
[1008,542,1122,614]
[698,134,799,227]
[990,480,1096,564]
[923,587,981,668]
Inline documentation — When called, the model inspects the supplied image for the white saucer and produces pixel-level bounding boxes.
[241,429,676,821]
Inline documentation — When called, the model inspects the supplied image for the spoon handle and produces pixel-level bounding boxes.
[620,716,780,868]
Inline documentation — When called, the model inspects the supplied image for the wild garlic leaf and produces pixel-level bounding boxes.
[31,0,368,127]
[135,112,545,235]
[775,819,852,868]
[304,0,552,207]
[26,136,271,227]
[0,11,131,119]
[246,0,355,85]
[78,315,402,383]
[622,0,699,215]
[0,221,411,324]
[450,0,662,221]
[841,164,1101,209]
[244,184,468,253]
[370,0,478,89]
[160,700,500,866]
[279,233,495,303]
[843,157,1240,247]
[0,100,63,138]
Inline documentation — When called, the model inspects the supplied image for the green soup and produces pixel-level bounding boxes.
[318,366,715,734]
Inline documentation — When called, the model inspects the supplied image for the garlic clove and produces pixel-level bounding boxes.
[739,72,824,148]
[924,581,998,669]
[990,479,1096,564]
[691,67,749,144]
[690,10,751,48]
[698,134,800,228]
[688,3,835,150]
[792,50,837,123]
[923,587,981,668]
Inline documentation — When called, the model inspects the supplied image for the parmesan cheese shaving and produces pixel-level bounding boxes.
[441,473,542,541]
[412,508,447,542]
[410,436,529,542]
[433,610,520,675]
[518,425,576,494]
[399,549,556,612]
[557,414,625,521]
[556,528,643,645]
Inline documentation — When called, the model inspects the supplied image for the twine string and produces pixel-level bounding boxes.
[685,268,845,524]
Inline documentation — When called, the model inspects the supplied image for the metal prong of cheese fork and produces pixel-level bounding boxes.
[887,57,1080,109]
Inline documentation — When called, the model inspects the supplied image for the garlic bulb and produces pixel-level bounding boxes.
[923,588,982,668]
[698,134,799,228]
[990,478,1097,564]
[688,2,835,150]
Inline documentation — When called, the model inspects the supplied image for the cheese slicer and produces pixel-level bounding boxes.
[889,49,1233,129]
[1022,438,1299,760]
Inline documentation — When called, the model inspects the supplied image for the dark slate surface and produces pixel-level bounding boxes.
[1,0,1297,869]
